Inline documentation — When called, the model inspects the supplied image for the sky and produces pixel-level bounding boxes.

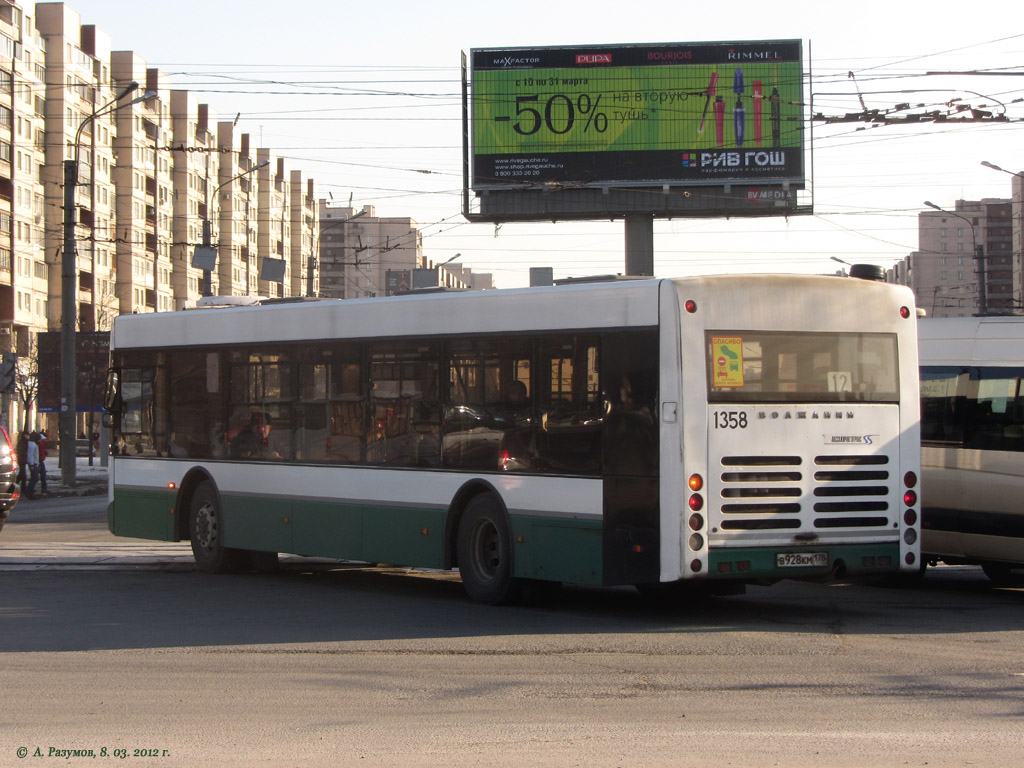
[52,0,1024,289]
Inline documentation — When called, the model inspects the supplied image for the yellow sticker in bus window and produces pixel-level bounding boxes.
[712,336,744,388]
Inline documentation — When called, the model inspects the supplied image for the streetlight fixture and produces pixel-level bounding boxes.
[60,82,156,486]
[924,200,987,317]
[980,160,1023,177]
[197,159,270,297]
[830,256,850,274]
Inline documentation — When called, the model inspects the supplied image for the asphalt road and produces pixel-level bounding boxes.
[1,496,1022,767]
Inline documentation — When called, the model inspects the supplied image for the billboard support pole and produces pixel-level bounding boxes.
[624,214,654,276]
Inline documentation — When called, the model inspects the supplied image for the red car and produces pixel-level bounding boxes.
[0,425,19,532]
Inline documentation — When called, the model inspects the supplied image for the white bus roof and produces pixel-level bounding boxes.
[918,316,1024,367]
[111,274,914,350]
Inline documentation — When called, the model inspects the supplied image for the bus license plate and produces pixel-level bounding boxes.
[776,552,828,568]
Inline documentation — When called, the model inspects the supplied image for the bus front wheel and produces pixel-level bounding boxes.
[189,480,242,573]
[457,494,520,605]
[981,563,1024,586]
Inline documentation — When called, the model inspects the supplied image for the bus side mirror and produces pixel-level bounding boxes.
[103,369,121,413]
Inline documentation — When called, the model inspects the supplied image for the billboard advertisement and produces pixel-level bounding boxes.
[37,331,110,413]
[470,40,804,191]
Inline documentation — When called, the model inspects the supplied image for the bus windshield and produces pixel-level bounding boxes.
[707,330,899,404]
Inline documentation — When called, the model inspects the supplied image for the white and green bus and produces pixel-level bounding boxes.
[104,275,922,603]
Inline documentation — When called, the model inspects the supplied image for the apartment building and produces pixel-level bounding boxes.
[37,3,122,334]
[442,262,494,291]
[215,123,261,297]
[889,198,1014,317]
[290,170,317,298]
[170,91,218,306]
[256,148,288,297]
[111,54,174,315]
[318,202,427,299]
[2,1,47,362]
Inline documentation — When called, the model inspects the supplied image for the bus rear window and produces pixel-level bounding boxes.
[707,331,899,403]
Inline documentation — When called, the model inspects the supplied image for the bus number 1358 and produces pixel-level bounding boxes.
[713,411,748,429]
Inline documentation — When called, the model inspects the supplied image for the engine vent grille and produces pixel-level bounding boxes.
[717,454,892,532]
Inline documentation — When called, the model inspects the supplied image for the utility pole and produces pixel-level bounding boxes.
[61,82,153,485]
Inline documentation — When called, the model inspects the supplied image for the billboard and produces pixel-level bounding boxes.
[37,331,110,413]
[468,40,805,197]
[386,269,412,295]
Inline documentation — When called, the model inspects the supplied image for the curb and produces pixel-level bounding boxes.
[21,480,107,501]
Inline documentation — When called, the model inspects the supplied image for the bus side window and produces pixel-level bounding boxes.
[323,355,366,465]
[444,337,533,471]
[368,342,440,468]
[535,336,602,476]
[168,350,219,459]
[117,365,161,457]
[225,352,293,462]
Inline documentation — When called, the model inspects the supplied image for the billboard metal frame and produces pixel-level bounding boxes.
[462,40,812,223]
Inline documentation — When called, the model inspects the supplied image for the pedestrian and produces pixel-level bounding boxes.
[25,431,39,500]
[15,431,27,486]
[37,429,48,495]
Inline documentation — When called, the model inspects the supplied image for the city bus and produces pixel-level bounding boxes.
[918,316,1024,584]
[103,275,922,603]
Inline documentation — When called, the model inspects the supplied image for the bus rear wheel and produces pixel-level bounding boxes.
[457,494,521,605]
[982,563,1024,586]
[189,480,242,573]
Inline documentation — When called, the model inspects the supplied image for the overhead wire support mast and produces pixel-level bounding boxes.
[61,82,156,486]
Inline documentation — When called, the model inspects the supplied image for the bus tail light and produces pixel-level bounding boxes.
[690,559,702,572]
[903,471,917,488]
[684,299,697,314]
[688,473,703,491]
[904,529,918,545]
[904,509,918,526]
[688,494,703,511]
[900,306,911,319]
[688,513,704,531]
[903,490,917,507]
[688,533,704,551]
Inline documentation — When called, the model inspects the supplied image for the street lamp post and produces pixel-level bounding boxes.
[924,200,987,316]
[198,159,270,297]
[60,82,153,486]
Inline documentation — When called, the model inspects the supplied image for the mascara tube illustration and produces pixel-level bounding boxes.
[713,95,725,146]
[769,86,781,147]
[752,80,763,145]
[732,68,745,146]
[698,72,718,134]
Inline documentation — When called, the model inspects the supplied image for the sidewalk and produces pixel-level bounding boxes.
[24,457,108,500]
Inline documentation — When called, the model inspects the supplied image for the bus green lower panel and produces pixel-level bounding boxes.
[109,489,177,541]
[221,495,294,554]
[708,543,903,580]
[512,517,603,585]
[111,486,603,583]
[228,496,449,569]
